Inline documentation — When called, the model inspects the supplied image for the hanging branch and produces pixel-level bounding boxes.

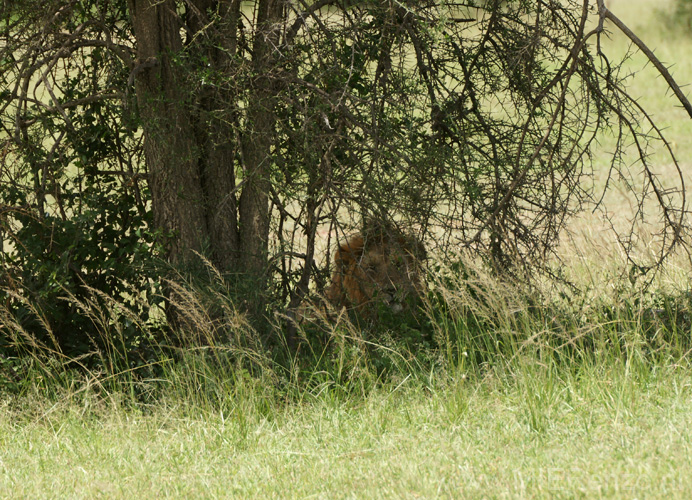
[596,0,692,119]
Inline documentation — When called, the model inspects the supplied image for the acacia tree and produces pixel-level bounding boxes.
[0,0,689,353]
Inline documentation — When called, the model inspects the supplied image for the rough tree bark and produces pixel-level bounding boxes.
[128,0,209,265]
[127,0,284,329]
[187,0,242,271]
[239,0,283,285]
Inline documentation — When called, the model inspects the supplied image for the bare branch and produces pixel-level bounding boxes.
[597,0,692,119]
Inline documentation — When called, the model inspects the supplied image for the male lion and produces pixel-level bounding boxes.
[326,226,426,317]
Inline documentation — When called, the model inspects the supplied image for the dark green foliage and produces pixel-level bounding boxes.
[0,0,161,368]
[0,183,161,360]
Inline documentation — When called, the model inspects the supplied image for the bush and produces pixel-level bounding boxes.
[0,184,164,368]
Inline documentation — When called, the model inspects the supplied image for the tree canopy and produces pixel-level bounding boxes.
[0,0,689,355]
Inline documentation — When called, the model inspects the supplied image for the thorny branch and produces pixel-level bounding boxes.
[595,0,692,119]
[0,0,690,311]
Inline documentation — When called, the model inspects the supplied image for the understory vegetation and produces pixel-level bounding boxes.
[2,246,692,497]
[0,251,691,497]
[2,272,692,497]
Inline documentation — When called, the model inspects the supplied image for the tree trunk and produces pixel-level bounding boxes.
[188,0,242,272]
[128,0,208,265]
[128,0,283,329]
[239,0,283,294]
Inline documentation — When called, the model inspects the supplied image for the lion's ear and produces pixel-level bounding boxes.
[334,235,365,265]
[396,234,427,260]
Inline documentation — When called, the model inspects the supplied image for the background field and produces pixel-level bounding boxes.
[2,1,692,498]
[560,0,692,291]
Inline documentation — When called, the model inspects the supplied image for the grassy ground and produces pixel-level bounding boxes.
[2,360,692,499]
[558,0,692,293]
[3,1,692,498]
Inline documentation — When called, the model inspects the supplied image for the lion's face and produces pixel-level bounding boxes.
[326,230,425,316]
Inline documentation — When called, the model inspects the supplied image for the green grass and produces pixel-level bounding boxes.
[2,260,692,498]
[2,359,692,498]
